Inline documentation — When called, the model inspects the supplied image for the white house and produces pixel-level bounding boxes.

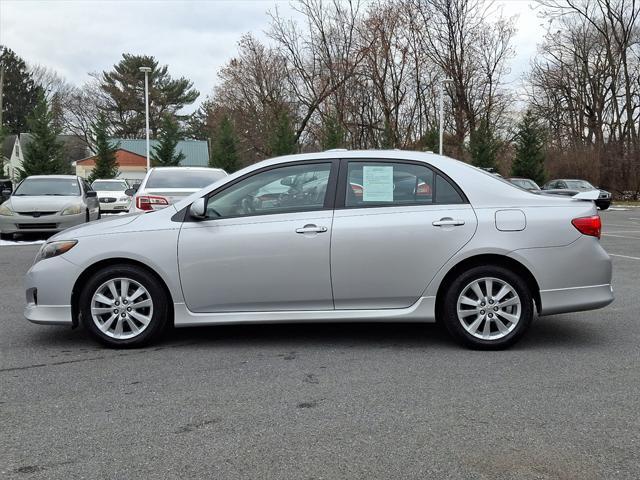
[3,133,89,183]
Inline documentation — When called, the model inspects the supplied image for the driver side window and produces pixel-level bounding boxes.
[206,163,332,218]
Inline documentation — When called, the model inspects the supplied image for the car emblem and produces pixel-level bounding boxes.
[33,212,41,218]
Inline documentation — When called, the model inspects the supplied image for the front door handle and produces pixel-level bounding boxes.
[432,217,465,227]
[296,224,328,234]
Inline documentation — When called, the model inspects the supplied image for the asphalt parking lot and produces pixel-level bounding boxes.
[1,209,639,479]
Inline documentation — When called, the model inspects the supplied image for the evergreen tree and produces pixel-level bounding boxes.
[88,113,119,183]
[268,109,297,156]
[469,119,500,170]
[210,115,239,172]
[18,96,68,179]
[419,128,439,153]
[151,114,185,167]
[0,46,41,134]
[320,114,345,150]
[99,54,199,138]
[511,110,546,185]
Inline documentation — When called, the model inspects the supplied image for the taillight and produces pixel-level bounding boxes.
[572,215,601,239]
[136,195,169,211]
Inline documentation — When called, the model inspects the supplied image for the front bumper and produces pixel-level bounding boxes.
[99,199,131,212]
[24,255,79,326]
[0,212,86,234]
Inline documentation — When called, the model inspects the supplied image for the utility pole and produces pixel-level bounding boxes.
[139,66,152,171]
[0,66,4,130]
[439,78,453,155]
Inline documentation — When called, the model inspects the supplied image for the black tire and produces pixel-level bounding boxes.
[597,201,610,211]
[441,265,533,350]
[0,232,13,241]
[79,264,169,348]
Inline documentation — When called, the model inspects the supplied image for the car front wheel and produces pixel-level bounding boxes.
[79,264,169,347]
[442,265,533,350]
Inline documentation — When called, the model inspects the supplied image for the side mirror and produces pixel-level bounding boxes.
[86,191,97,198]
[124,188,136,197]
[1,189,11,197]
[189,197,207,219]
[280,176,295,187]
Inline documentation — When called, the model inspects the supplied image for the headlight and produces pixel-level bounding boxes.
[35,240,78,263]
[60,204,83,216]
[0,203,14,216]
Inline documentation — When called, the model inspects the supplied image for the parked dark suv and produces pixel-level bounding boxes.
[541,179,611,210]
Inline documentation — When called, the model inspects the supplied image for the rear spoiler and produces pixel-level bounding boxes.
[573,190,600,200]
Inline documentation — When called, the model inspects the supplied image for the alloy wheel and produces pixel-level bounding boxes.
[456,276,521,340]
[90,277,154,340]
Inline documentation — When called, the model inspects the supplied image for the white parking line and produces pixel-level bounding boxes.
[602,234,640,239]
[610,253,640,261]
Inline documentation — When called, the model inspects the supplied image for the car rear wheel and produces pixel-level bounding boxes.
[79,264,169,347]
[442,265,533,350]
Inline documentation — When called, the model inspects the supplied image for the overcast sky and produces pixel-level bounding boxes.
[0,0,545,112]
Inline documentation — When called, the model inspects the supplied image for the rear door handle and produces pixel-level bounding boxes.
[432,217,465,227]
[296,224,328,234]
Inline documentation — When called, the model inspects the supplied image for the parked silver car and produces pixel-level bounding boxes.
[128,166,227,213]
[0,175,100,240]
[24,151,613,349]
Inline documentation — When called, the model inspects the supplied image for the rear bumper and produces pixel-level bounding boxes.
[539,284,614,316]
[510,235,613,316]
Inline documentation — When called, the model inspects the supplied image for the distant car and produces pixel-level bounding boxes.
[128,167,228,213]
[508,177,541,192]
[1,178,13,202]
[91,179,132,213]
[542,179,611,210]
[0,175,100,240]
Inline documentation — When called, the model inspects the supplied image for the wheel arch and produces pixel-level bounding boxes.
[70,257,174,328]
[435,254,541,318]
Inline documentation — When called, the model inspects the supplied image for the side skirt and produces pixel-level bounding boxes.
[173,296,437,327]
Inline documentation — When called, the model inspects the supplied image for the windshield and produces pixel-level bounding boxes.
[565,180,594,190]
[13,178,80,196]
[92,181,128,191]
[146,169,226,189]
[510,178,539,190]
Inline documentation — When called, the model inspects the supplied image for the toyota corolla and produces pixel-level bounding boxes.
[24,151,613,349]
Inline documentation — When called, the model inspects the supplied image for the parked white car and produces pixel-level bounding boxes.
[91,179,131,213]
[128,167,227,213]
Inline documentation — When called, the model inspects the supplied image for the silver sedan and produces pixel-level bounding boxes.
[0,175,100,240]
[24,151,613,349]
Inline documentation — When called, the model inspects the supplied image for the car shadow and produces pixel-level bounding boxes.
[24,316,604,351]
[165,322,455,350]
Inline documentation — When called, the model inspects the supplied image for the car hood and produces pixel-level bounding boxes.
[8,195,81,212]
[50,212,142,240]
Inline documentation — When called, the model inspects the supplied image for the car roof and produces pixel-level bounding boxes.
[149,167,226,172]
[25,175,79,180]
[92,178,127,182]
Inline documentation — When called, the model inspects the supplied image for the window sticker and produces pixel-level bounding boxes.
[362,165,394,202]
